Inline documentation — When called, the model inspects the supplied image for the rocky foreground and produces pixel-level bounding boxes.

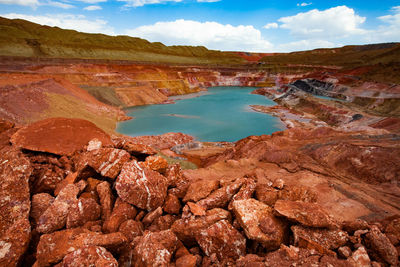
[0,117,399,267]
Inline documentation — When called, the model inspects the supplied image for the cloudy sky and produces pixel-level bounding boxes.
[0,0,399,52]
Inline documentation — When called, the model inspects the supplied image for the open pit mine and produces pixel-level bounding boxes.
[0,17,399,266]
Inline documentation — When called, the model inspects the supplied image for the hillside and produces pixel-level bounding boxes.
[0,17,245,65]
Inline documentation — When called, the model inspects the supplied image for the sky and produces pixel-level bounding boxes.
[0,0,399,52]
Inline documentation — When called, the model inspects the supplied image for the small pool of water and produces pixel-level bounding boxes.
[117,86,285,142]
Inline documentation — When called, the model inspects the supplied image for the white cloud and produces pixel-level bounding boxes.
[84,5,102,10]
[197,0,220,2]
[367,6,400,43]
[0,0,39,7]
[126,19,273,52]
[1,13,114,35]
[117,0,182,7]
[278,6,367,39]
[263,22,278,29]
[45,1,74,9]
[297,2,312,7]
[277,39,335,52]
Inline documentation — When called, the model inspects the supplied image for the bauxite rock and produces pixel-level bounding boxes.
[116,160,168,211]
[365,225,399,266]
[66,198,101,229]
[132,230,179,267]
[103,198,137,233]
[60,245,118,267]
[232,198,285,250]
[75,148,130,179]
[274,200,334,228]
[31,193,55,225]
[0,147,32,266]
[96,181,114,222]
[10,118,112,156]
[183,179,219,203]
[36,228,127,266]
[196,220,246,263]
[140,155,168,173]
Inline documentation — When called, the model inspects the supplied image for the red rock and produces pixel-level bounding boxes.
[196,220,246,264]
[365,225,399,266]
[140,155,168,173]
[103,198,137,233]
[274,200,334,228]
[171,208,231,245]
[385,218,400,245]
[197,178,245,210]
[338,246,352,258]
[232,198,286,250]
[0,147,32,266]
[86,138,103,151]
[60,245,118,267]
[142,206,163,226]
[11,118,112,156]
[187,202,206,216]
[348,246,371,267]
[37,184,79,234]
[236,254,265,267]
[132,230,178,267]
[165,163,183,187]
[111,136,157,156]
[96,181,114,222]
[36,228,127,266]
[183,179,219,202]
[76,148,130,179]
[116,160,168,211]
[176,254,197,267]
[272,178,285,189]
[66,198,101,228]
[128,132,194,150]
[228,178,256,210]
[54,172,78,196]
[255,184,279,206]
[31,193,55,225]
[292,225,348,254]
[149,214,178,232]
[118,220,144,242]
[163,193,181,214]
[32,165,66,194]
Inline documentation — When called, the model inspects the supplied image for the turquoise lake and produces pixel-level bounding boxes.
[117,86,285,142]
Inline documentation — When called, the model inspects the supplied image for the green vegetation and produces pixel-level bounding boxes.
[156,152,198,170]
[0,17,245,65]
[80,86,125,107]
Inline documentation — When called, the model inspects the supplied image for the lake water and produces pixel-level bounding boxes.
[117,86,284,142]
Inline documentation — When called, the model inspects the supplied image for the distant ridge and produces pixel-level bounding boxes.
[0,16,245,65]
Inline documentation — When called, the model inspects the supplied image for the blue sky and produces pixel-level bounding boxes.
[1,0,399,52]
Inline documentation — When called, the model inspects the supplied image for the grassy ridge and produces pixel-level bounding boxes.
[0,17,245,65]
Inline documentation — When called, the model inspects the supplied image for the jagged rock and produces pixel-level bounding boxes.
[142,207,163,226]
[197,178,245,210]
[292,225,348,254]
[236,254,265,267]
[36,228,127,266]
[183,179,219,202]
[11,118,112,156]
[228,178,257,210]
[274,200,334,228]
[163,193,181,214]
[196,220,246,264]
[385,218,400,246]
[116,160,168,211]
[365,225,399,266]
[338,246,352,258]
[111,136,157,156]
[132,230,178,267]
[66,198,101,228]
[37,184,79,234]
[103,198,137,233]
[149,214,178,232]
[255,184,279,206]
[0,147,32,266]
[171,208,231,245]
[86,138,103,151]
[118,220,144,242]
[54,172,78,196]
[32,165,66,194]
[232,198,286,250]
[31,193,55,225]
[75,148,130,179]
[272,178,285,189]
[96,181,114,222]
[348,246,371,267]
[176,254,197,267]
[187,202,206,216]
[140,155,168,173]
[60,246,118,267]
[166,164,189,198]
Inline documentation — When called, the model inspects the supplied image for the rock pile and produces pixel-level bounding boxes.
[0,118,399,266]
